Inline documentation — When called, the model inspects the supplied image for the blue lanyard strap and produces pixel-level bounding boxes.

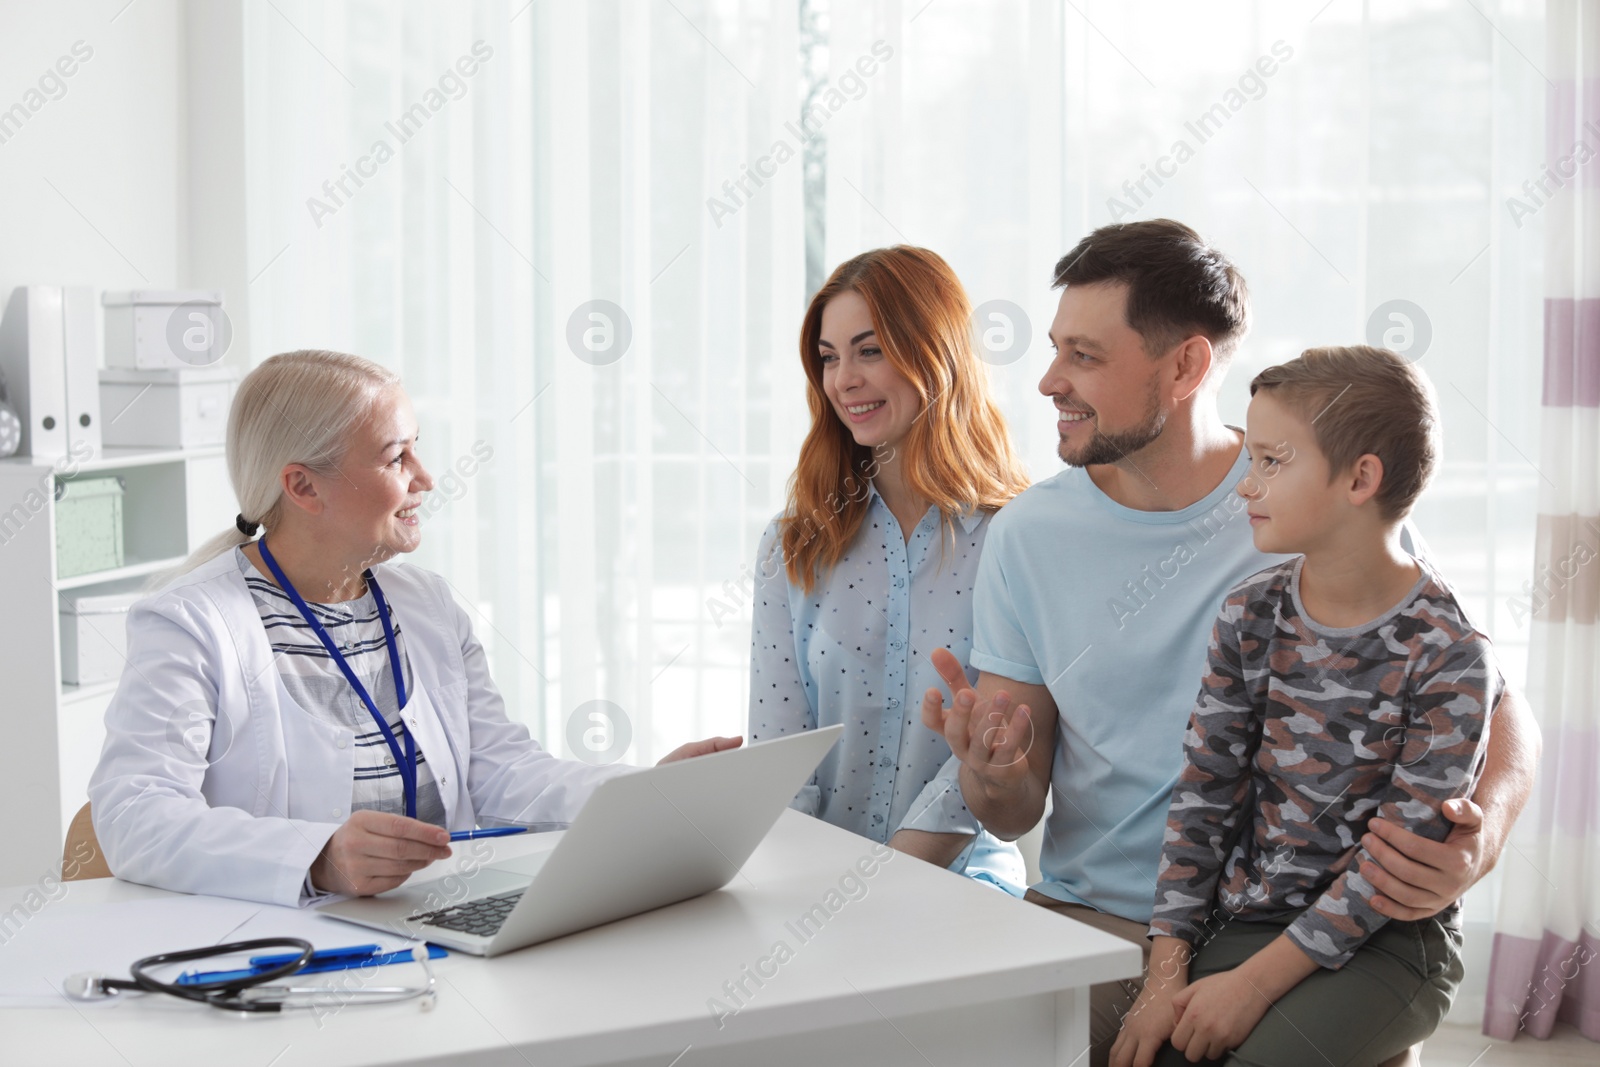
[255,539,417,819]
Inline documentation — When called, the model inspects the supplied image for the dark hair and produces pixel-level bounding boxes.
[1052,219,1250,362]
[1250,345,1439,520]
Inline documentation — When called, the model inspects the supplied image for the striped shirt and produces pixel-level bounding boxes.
[237,549,447,826]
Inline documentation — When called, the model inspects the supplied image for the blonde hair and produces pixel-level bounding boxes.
[161,349,401,582]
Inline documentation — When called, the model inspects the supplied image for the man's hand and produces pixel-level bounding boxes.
[928,688,1036,791]
[1363,798,1486,920]
[309,810,453,897]
[1362,682,1542,921]
[1169,971,1272,1063]
[658,735,743,764]
[918,649,1057,839]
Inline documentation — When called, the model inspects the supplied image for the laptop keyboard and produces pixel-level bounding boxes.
[417,890,525,938]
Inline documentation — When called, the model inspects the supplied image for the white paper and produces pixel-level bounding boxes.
[0,895,413,1009]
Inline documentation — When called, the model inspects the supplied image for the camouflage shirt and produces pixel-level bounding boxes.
[1148,556,1501,970]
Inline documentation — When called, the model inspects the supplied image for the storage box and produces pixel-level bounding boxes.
[99,366,238,448]
[103,290,226,369]
[59,590,139,685]
[55,475,125,579]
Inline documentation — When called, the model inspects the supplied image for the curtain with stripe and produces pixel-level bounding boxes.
[1483,0,1600,1044]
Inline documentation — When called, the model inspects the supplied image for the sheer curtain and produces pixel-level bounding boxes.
[241,5,1546,1007]
[814,0,1544,704]
[821,1,1543,1020]
[827,0,1544,654]
[242,0,807,761]
[1485,0,1600,1044]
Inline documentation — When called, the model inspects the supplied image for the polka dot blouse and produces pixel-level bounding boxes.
[746,484,1025,894]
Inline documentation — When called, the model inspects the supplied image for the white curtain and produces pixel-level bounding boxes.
[239,0,1546,896]
[1484,0,1600,1044]
[242,0,807,761]
[821,3,1542,1022]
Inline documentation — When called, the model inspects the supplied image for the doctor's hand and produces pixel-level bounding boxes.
[658,736,743,764]
[310,810,453,896]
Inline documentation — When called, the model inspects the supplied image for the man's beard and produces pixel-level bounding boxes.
[1057,383,1167,468]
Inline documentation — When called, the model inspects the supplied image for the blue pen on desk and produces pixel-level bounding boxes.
[176,945,447,986]
[248,943,380,968]
[449,827,530,841]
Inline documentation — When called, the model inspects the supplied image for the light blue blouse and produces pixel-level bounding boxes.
[747,484,1026,895]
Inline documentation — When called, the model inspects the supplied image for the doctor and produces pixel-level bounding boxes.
[89,349,739,907]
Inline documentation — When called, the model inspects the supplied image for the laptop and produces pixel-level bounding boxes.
[317,725,843,957]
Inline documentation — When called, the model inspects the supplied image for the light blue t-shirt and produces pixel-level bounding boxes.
[970,444,1287,921]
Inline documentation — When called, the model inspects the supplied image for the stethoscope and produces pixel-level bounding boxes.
[63,938,437,1013]
[257,537,419,817]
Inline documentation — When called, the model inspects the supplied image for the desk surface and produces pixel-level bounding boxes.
[2,810,1141,1067]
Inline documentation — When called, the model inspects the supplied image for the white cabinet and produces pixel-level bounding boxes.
[0,444,228,886]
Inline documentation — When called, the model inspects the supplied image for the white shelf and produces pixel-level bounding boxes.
[56,555,184,590]
[79,445,224,473]
[0,444,224,475]
[61,678,119,704]
[0,436,231,887]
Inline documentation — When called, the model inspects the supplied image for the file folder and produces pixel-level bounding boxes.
[0,286,69,459]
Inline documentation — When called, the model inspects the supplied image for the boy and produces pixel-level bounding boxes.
[1112,345,1501,1067]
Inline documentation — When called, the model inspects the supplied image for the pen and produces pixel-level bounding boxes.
[176,945,448,986]
[248,943,381,967]
[449,826,530,841]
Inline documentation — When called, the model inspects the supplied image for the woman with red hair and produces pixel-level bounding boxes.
[748,246,1032,892]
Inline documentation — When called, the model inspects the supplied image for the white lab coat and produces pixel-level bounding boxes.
[88,549,629,907]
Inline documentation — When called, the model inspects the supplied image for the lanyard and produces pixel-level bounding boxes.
[256,539,417,819]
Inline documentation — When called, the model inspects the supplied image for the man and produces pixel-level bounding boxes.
[891,219,1540,1065]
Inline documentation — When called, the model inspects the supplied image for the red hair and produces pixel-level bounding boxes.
[779,246,1030,593]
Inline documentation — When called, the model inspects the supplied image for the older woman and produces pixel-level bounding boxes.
[90,350,736,906]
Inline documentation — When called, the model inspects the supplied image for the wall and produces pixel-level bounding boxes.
[0,1,184,310]
[0,0,251,370]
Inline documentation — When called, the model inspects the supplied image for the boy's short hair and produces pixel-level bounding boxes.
[1052,219,1251,362]
[1250,345,1439,520]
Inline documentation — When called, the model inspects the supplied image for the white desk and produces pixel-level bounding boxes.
[2,810,1140,1066]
